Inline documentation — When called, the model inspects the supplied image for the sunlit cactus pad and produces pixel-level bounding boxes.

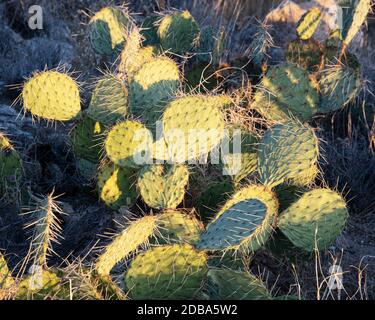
[278,188,348,251]
[197,185,278,252]
[125,244,207,299]
[22,71,81,121]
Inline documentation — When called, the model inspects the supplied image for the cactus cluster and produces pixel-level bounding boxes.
[2,1,370,300]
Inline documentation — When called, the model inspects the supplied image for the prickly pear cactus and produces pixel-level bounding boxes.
[0,134,22,193]
[278,188,348,251]
[197,185,278,252]
[95,215,159,276]
[71,116,104,164]
[105,120,153,169]
[252,64,319,122]
[140,15,160,46]
[296,7,322,40]
[137,164,189,209]
[89,6,131,55]
[97,162,138,210]
[22,71,81,121]
[76,158,97,181]
[0,253,14,291]
[156,209,202,244]
[157,10,200,54]
[129,56,180,124]
[258,122,319,188]
[207,269,271,300]
[286,39,323,72]
[86,75,128,125]
[159,95,228,163]
[125,244,207,299]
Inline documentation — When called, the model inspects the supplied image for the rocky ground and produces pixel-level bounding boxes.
[0,0,374,299]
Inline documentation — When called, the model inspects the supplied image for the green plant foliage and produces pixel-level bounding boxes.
[286,39,323,72]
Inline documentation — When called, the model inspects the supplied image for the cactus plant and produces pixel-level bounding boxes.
[157,10,200,54]
[97,162,138,210]
[140,15,160,46]
[89,6,131,56]
[125,244,207,299]
[278,188,348,251]
[137,164,189,210]
[105,120,153,169]
[296,7,322,40]
[22,71,81,121]
[286,39,324,72]
[86,75,128,125]
[252,64,319,122]
[0,253,14,291]
[197,185,278,252]
[258,121,319,188]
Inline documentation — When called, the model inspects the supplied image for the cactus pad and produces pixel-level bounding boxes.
[296,7,322,40]
[105,120,153,169]
[156,209,202,244]
[129,57,180,124]
[125,244,207,299]
[252,64,318,122]
[160,95,227,163]
[278,188,348,251]
[137,164,189,209]
[207,269,270,300]
[0,134,22,192]
[96,215,159,276]
[286,39,323,72]
[22,71,81,121]
[89,7,131,55]
[157,10,200,54]
[86,75,128,125]
[97,162,138,210]
[76,158,97,181]
[258,122,319,188]
[0,253,14,290]
[140,16,160,46]
[197,185,278,252]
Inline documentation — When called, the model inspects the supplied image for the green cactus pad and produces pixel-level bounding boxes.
[129,57,180,124]
[197,185,278,252]
[22,71,81,121]
[319,64,361,113]
[86,75,128,125]
[160,95,227,163]
[158,10,200,54]
[137,164,189,210]
[278,188,348,251]
[252,64,319,122]
[76,158,97,181]
[71,116,104,163]
[207,269,271,300]
[258,122,319,188]
[0,253,14,290]
[156,209,202,244]
[89,6,131,55]
[275,184,307,212]
[97,162,138,210]
[105,120,153,169]
[140,16,160,46]
[125,244,207,299]
[286,39,323,72]
[0,134,22,192]
[296,7,322,40]
[95,215,159,276]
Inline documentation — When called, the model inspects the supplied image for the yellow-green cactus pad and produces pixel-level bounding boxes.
[95,215,159,276]
[71,116,104,163]
[97,162,138,210]
[129,57,180,124]
[278,188,348,251]
[89,6,131,55]
[156,209,202,244]
[137,164,189,210]
[0,134,22,192]
[207,269,271,300]
[105,120,153,169]
[252,64,318,122]
[22,71,81,121]
[286,39,323,72]
[158,10,200,54]
[125,244,207,299]
[86,75,128,125]
[296,7,322,40]
[0,253,14,290]
[258,122,319,188]
[197,185,278,252]
[160,95,227,163]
